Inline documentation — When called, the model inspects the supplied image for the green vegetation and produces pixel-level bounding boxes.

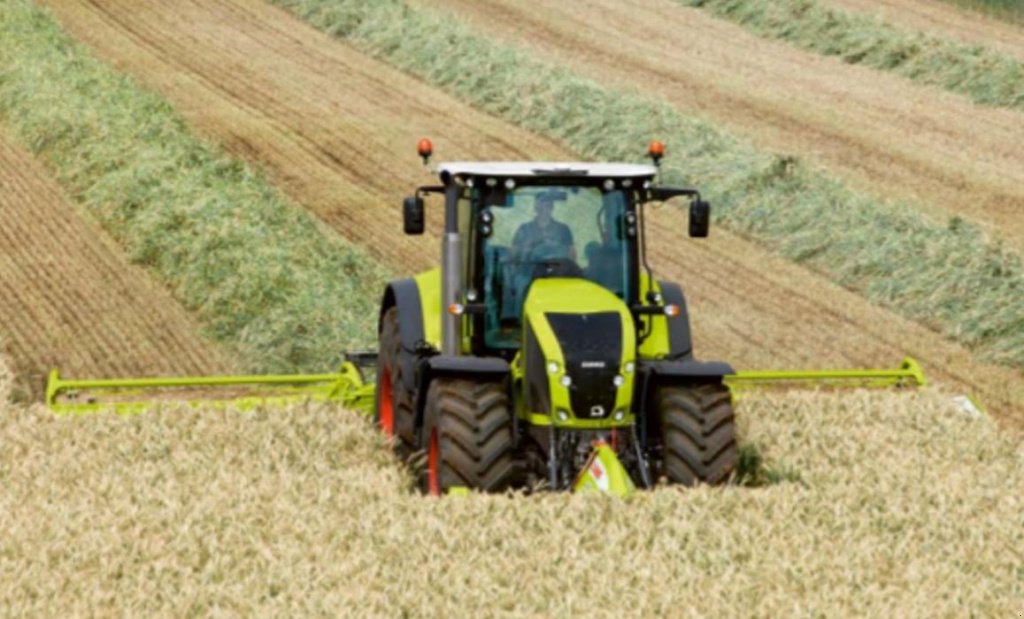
[0,1,388,373]
[941,0,1024,21]
[671,0,1024,110]
[276,0,1024,368]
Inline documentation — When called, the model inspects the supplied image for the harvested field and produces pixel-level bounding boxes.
[0,132,232,399]
[0,1,387,374]
[1,389,1021,615]
[418,0,1024,254]
[40,0,1024,426]
[827,0,1024,61]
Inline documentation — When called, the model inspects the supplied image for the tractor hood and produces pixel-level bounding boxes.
[519,278,636,429]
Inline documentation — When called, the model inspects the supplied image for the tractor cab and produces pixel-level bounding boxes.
[402,159,711,358]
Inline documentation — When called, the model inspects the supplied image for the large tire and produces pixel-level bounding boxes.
[421,378,520,495]
[658,384,737,486]
[375,307,414,452]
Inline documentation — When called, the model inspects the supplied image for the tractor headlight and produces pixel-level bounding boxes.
[612,375,625,388]
[624,361,635,374]
[547,361,559,374]
[560,375,572,388]
[613,410,625,421]
[556,409,570,422]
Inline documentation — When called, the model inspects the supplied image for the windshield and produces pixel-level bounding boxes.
[479,185,631,349]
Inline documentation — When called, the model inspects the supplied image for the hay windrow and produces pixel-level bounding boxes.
[273,0,1024,369]
[940,0,1024,21]
[670,0,1024,111]
[0,1,388,374]
[0,391,1020,615]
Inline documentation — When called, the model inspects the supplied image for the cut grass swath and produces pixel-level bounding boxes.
[0,1,388,374]
[670,0,1024,111]
[939,0,1024,22]
[276,0,1024,369]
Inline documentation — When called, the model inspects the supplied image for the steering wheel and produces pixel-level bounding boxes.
[531,257,583,279]
[523,241,580,277]
[527,241,571,261]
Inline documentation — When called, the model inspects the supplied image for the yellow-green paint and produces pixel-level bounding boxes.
[47,362,374,415]
[520,278,636,429]
[637,273,670,359]
[573,441,635,497]
[727,357,926,392]
[413,268,442,350]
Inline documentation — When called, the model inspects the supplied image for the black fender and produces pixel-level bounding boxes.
[634,358,734,452]
[658,280,693,360]
[640,359,735,383]
[379,278,425,394]
[415,356,511,439]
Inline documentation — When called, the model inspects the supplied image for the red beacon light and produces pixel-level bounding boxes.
[417,138,434,165]
[648,140,665,166]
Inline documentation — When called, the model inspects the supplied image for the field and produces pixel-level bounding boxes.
[828,0,1024,56]
[1,0,1022,613]
[1,371,1021,615]
[30,0,1024,423]
[0,132,233,400]
[410,0,1024,253]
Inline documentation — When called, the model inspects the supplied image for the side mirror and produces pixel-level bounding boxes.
[689,200,710,238]
[403,196,425,235]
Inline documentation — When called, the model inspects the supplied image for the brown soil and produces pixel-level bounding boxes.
[825,0,1024,62]
[40,0,1023,426]
[417,0,1024,254]
[0,132,233,398]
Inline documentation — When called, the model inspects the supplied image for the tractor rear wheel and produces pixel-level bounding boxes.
[375,307,414,453]
[658,384,737,486]
[421,378,520,495]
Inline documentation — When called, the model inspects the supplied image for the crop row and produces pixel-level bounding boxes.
[0,1,388,373]
[672,0,1024,111]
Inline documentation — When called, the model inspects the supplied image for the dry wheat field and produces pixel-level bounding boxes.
[1,363,1021,615]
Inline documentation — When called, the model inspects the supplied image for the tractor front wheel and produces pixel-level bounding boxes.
[658,384,737,486]
[375,307,414,454]
[421,378,520,495]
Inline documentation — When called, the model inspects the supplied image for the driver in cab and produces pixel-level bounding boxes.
[510,192,577,263]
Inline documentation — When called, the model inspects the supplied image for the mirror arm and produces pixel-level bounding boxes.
[647,187,700,202]
[416,185,445,198]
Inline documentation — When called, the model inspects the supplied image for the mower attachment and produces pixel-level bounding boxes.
[46,354,377,415]
[725,357,926,396]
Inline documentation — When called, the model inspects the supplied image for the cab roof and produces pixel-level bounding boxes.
[438,161,658,180]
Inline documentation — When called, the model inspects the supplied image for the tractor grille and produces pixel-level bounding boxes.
[546,312,622,420]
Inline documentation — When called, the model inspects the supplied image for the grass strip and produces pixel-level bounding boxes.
[275,0,1024,368]
[939,0,1024,22]
[671,0,1024,110]
[0,1,388,373]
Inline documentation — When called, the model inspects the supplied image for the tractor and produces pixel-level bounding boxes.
[44,141,927,494]
[375,141,737,495]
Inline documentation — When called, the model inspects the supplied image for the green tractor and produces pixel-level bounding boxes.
[375,141,737,495]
